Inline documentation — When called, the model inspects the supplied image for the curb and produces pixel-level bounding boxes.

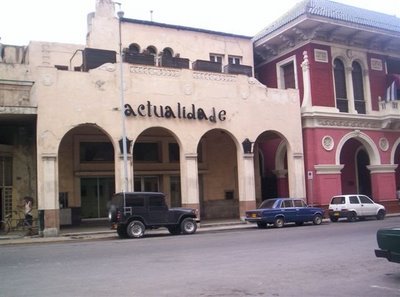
[1,213,399,246]
[0,222,251,246]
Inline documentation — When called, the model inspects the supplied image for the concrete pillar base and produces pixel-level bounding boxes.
[43,228,59,237]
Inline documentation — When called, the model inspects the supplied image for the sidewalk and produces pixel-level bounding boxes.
[0,219,251,246]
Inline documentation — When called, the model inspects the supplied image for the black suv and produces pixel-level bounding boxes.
[108,192,199,238]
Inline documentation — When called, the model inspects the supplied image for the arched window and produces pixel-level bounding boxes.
[352,61,366,114]
[146,46,157,56]
[162,47,173,58]
[128,43,140,53]
[334,58,348,112]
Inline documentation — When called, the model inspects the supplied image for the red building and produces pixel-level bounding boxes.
[253,0,400,213]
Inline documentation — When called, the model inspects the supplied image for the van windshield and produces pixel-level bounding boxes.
[331,196,345,204]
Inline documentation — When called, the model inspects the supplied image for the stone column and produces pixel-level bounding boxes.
[181,153,200,211]
[301,51,312,109]
[116,154,133,192]
[288,153,306,199]
[239,153,256,219]
[41,154,59,237]
[345,66,356,113]
[367,164,398,201]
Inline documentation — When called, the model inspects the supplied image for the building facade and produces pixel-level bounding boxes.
[1,0,306,236]
[253,0,400,213]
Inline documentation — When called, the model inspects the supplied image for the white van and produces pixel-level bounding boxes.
[328,194,386,222]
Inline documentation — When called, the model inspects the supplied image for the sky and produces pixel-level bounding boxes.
[0,0,399,46]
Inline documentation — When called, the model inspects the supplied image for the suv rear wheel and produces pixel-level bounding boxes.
[181,218,197,234]
[126,220,145,238]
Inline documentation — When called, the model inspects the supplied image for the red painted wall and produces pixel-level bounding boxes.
[368,53,388,111]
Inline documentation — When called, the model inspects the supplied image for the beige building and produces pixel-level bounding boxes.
[0,0,305,236]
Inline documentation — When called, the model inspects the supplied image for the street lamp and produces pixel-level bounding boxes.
[117,6,129,198]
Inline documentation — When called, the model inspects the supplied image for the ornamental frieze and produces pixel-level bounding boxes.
[192,72,236,82]
[317,119,380,129]
[129,66,181,77]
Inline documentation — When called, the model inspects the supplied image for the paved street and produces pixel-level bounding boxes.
[0,217,399,297]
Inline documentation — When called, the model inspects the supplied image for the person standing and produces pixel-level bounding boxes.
[23,196,33,235]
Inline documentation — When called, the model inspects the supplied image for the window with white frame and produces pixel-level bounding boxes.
[276,55,297,89]
[210,54,223,64]
[228,55,241,65]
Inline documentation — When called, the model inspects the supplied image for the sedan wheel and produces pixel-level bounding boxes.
[181,218,197,234]
[126,220,145,238]
[313,214,323,225]
[274,217,284,228]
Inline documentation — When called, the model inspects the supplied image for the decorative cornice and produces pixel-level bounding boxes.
[301,110,384,130]
[315,164,344,174]
[130,66,181,77]
[316,118,381,129]
[367,164,398,173]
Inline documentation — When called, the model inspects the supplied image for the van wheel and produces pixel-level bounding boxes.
[376,209,386,220]
[330,216,339,222]
[126,220,145,238]
[347,212,357,222]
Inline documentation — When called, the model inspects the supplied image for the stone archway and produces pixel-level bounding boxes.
[197,129,239,220]
[58,124,115,226]
[254,131,289,204]
[133,127,182,207]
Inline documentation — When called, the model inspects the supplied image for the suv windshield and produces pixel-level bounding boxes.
[331,196,345,204]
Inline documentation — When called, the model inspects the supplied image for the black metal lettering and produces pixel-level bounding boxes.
[137,104,146,116]
[218,110,227,121]
[164,106,176,118]
[124,104,136,116]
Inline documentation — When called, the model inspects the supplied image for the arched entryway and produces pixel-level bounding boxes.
[58,124,115,224]
[133,127,182,207]
[339,138,372,196]
[254,131,288,205]
[198,129,239,220]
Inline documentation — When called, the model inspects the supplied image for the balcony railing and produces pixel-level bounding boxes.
[159,56,189,69]
[123,52,155,66]
[223,64,253,76]
[336,98,348,112]
[192,60,222,73]
[355,100,366,114]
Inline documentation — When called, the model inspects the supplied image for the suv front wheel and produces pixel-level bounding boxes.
[127,220,145,238]
[181,218,197,234]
